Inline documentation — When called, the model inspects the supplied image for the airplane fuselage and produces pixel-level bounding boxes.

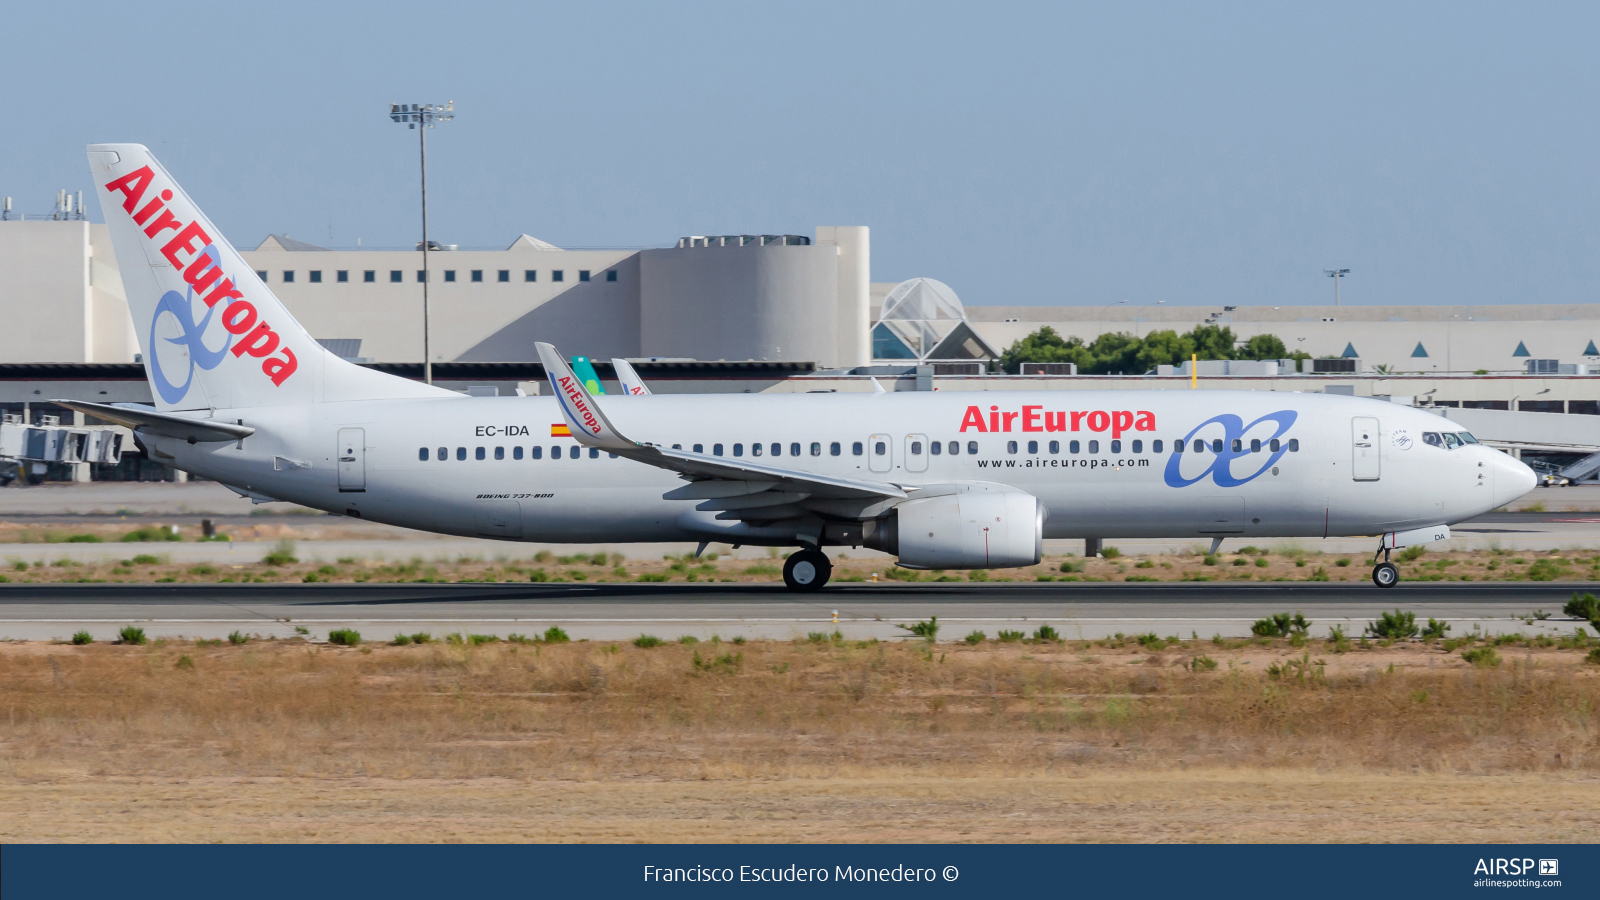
[147,389,1531,546]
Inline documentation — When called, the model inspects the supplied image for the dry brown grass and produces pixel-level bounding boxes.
[6,542,1600,586]
[1,636,1598,841]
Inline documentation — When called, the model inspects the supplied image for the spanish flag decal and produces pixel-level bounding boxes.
[551,423,572,437]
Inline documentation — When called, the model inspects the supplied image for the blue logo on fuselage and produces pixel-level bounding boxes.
[147,245,233,405]
[1162,410,1297,488]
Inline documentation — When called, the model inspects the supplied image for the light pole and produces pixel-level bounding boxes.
[1323,268,1349,306]
[390,101,455,384]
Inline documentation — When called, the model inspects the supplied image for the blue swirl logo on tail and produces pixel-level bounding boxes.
[1163,410,1297,488]
[148,245,233,404]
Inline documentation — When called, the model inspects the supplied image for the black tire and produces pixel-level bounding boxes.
[783,549,832,591]
[1372,561,1400,589]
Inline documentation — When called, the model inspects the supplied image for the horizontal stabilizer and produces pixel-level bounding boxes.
[52,400,254,443]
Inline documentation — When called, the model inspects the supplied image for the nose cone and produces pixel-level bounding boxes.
[1491,452,1538,508]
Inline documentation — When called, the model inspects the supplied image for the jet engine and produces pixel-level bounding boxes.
[864,489,1042,569]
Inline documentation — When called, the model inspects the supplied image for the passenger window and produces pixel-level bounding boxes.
[1007,441,1018,454]
[966,441,978,454]
[1175,440,1185,453]
[1211,439,1223,453]
[1026,440,1037,454]
[912,441,923,455]
[590,448,600,458]
[774,443,783,456]
[530,446,542,459]
[714,443,724,456]
[672,444,681,450]
[1152,440,1163,453]
[1269,439,1280,452]
[418,447,429,461]
[1070,440,1080,454]
[1088,440,1099,454]
[513,446,523,460]
[793,443,803,457]
[1250,439,1261,453]
[494,447,505,460]
[551,446,561,459]
[751,443,762,457]
[930,441,942,455]
[734,443,744,457]
[693,443,704,453]
[1231,439,1242,453]
[1422,432,1442,447]
[830,442,841,456]
[1442,433,1462,450]
[1131,440,1142,453]
[1109,439,1120,453]
[853,442,864,456]
[874,441,886,455]
[456,447,466,461]
[437,446,447,461]
[1048,440,1059,454]
[949,441,960,455]
[1288,439,1299,452]
[475,447,486,460]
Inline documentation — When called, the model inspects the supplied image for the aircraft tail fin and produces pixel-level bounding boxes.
[610,358,652,395]
[88,144,454,411]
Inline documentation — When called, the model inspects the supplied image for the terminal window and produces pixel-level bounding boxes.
[363,271,376,283]
[282,271,295,283]
[606,270,617,282]
[471,270,483,282]
[579,270,591,282]
[551,270,564,282]
[444,270,456,282]
[390,270,402,283]
[498,270,510,283]
[524,270,536,282]
[309,271,322,283]
[416,271,425,282]
[255,270,268,282]
[336,270,348,283]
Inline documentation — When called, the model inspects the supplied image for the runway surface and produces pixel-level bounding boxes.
[3,581,1593,642]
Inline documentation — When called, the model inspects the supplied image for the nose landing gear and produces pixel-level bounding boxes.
[1372,541,1400,589]
[783,548,833,591]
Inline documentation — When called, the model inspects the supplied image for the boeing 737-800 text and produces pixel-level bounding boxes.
[67,144,1536,591]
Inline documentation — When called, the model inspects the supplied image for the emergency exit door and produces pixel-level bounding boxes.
[337,428,366,492]
[1351,417,1380,482]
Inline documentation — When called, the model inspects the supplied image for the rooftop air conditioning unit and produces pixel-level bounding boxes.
[1020,362,1076,376]
[1312,358,1360,374]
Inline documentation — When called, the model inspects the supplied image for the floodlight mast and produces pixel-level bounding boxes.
[389,101,455,384]
[1324,268,1350,306]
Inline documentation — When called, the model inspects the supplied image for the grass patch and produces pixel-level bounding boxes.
[327,628,361,647]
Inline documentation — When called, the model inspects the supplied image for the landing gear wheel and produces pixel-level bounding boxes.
[783,549,832,592]
[1372,562,1400,589]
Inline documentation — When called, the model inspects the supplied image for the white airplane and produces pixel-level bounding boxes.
[69,143,1536,592]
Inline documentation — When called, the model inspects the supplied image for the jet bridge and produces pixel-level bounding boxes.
[0,415,125,466]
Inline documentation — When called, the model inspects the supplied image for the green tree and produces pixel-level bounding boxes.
[1238,333,1288,360]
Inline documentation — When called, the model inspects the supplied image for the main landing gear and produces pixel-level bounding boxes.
[1372,542,1400,589]
[783,548,833,592]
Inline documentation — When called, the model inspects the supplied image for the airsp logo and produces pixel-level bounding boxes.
[1391,429,1413,451]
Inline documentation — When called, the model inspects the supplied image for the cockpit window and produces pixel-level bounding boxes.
[1422,432,1443,447]
[1457,432,1480,444]
[1442,433,1462,450]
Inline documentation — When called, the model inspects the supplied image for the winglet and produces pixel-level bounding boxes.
[611,358,652,396]
[535,343,635,451]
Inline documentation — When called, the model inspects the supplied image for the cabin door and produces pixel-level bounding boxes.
[337,428,366,492]
[1352,417,1381,482]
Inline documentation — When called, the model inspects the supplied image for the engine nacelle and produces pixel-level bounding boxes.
[866,489,1042,569]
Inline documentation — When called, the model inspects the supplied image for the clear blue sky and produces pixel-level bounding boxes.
[6,1,1599,308]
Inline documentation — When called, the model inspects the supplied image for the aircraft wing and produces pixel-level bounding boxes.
[610,358,651,395]
[536,343,904,503]
[52,400,255,443]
